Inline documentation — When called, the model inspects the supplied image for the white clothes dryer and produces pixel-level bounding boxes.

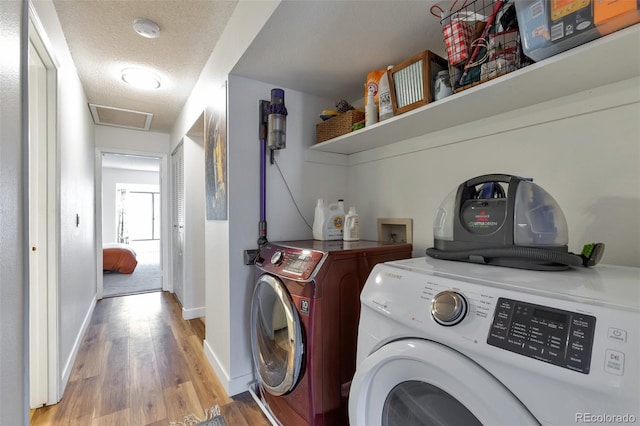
[349,257,640,426]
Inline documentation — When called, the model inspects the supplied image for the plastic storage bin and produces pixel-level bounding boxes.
[516,0,640,62]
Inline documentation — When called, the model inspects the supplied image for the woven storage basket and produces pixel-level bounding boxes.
[316,110,365,143]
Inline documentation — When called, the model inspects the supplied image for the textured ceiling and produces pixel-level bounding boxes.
[53,0,452,134]
[53,0,238,133]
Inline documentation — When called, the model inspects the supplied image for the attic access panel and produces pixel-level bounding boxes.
[89,104,153,131]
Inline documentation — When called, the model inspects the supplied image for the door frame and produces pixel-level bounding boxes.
[28,3,61,407]
[95,148,171,299]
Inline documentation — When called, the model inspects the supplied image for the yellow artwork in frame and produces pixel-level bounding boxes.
[205,83,227,220]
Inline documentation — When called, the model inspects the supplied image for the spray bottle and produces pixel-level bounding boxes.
[378,65,394,121]
[365,90,378,127]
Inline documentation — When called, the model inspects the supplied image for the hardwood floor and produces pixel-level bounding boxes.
[30,291,269,426]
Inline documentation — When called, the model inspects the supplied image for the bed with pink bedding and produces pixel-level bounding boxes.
[103,243,138,274]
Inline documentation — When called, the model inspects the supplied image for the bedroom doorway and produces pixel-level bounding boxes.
[100,153,164,297]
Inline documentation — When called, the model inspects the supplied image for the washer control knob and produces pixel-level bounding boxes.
[270,251,284,265]
[431,291,468,326]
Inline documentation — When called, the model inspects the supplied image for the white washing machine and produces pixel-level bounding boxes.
[349,257,640,426]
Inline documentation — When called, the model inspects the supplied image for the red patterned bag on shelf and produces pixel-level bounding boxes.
[443,17,474,66]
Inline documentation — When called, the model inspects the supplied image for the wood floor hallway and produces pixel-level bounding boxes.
[30,291,269,426]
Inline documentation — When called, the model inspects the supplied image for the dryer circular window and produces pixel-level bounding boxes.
[251,273,304,396]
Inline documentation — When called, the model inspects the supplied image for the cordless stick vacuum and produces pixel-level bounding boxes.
[257,99,269,248]
[244,89,287,264]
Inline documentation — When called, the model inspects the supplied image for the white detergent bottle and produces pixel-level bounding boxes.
[343,206,360,241]
[313,198,328,240]
[324,199,345,240]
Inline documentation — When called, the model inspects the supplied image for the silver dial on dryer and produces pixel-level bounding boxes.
[431,291,468,326]
[270,250,284,265]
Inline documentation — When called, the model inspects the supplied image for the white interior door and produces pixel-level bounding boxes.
[29,35,49,409]
[172,144,185,304]
[28,9,60,407]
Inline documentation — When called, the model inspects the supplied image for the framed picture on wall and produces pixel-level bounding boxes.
[205,82,228,220]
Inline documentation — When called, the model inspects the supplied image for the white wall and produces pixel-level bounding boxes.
[0,1,27,423]
[183,136,205,318]
[345,77,640,266]
[102,168,160,243]
[30,0,98,395]
[57,51,97,388]
[212,73,639,396]
[95,125,170,155]
[170,1,280,150]
[168,1,283,395]
[229,75,348,241]
[213,75,343,393]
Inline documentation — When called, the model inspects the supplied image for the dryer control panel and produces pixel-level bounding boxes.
[487,298,596,374]
[256,243,325,281]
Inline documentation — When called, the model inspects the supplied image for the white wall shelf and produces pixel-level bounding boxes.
[308,25,640,156]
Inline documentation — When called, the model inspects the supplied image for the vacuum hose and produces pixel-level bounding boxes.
[425,245,600,271]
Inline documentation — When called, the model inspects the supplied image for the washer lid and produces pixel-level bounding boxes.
[349,339,538,426]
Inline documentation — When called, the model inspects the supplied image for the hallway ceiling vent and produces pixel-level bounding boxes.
[89,104,153,131]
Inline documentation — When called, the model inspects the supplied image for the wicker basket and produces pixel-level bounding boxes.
[315,110,365,144]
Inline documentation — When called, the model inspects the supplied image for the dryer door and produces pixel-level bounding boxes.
[251,274,304,396]
[349,339,539,426]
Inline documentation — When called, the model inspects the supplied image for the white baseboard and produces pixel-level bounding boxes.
[59,294,97,394]
[182,305,205,320]
[203,338,255,396]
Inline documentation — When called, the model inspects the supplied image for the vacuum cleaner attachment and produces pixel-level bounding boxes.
[426,174,604,271]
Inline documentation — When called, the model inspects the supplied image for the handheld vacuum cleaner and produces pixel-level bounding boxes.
[426,174,605,271]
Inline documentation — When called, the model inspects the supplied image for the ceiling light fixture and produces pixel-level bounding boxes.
[133,18,160,39]
[121,68,161,89]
